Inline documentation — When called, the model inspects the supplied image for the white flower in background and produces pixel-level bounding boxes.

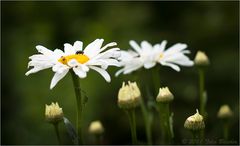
[116,40,193,76]
[26,39,121,89]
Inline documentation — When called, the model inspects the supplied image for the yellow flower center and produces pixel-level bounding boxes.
[58,54,89,65]
[159,53,164,59]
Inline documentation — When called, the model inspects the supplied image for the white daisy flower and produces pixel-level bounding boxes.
[26,39,121,89]
[116,40,193,75]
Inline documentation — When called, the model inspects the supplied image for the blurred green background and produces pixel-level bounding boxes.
[2,1,239,145]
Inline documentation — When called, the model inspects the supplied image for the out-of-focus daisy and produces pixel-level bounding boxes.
[26,39,120,89]
[116,40,193,75]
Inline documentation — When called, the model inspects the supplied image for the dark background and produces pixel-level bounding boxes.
[1,1,239,145]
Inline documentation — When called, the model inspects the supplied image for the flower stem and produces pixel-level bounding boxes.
[191,130,200,145]
[53,123,61,145]
[198,69,205,117]
[139,97,152,145]
[158,103,172,144]
[223,122,229,140]
[152,67,161,96]
[70,70,83,144]
[126,109,138,144]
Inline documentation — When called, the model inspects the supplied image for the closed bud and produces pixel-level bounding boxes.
[218,104,233,119]
[184,109,205,131]
[118,81,141,109]
[45,102,63,124]
[89,120,104,135]
[194,51,210,67]
[156,87,174,103]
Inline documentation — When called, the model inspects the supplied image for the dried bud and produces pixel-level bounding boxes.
[89,120,104,135]
[218,104,233,119]
[184,109,205,131]
[156,87,174,103]
[45,102,63,124]
[118,81,141,109]
[194,51,210,67]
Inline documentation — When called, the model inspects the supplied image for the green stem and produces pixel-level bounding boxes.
[223,122,229,140]
[137,69,153,145]
[198,69,205,117]
[54,123,61,144]
[126,109,138,144]
[70,70,83,144]
[191,130,200,145]
[151,67,161,96]
[159,103,172,144]
[139,97,152,145]
[198,69,205,143]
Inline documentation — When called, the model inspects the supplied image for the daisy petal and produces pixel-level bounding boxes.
[84,39,104,58]
[144,61,156,69]
[73,41,83,52]
[89,66,111,82]
[64,43,75,55]
[160,62,180,72]
[73,67,87,78]
[129,40,142,54]
[50,69,69,89]
[141,41,152,52]
[36,45,53,56]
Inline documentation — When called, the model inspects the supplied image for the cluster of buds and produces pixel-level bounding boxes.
[118,81,141,109]
[45,102,64,124]
[184,109,205,131]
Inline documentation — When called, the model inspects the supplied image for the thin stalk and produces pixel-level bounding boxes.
[151,67,161,96]
[54,123,61,144]
[198,69,205,117]
[70,70,83,144]
[138,69,153,145]
[139,97,152,145]
[126,109,138,144]
[223,122,229,140]
[191,130,200,145]
[159,103,172,144]
[198,69,205,142]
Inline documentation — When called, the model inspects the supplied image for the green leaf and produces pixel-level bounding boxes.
[63,117,79,145]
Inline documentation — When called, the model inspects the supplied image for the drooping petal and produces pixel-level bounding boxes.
[89,66,111,82]
[143,61,156,69]
[50,69,69,89]
[160,61,180,72]
[73,67,87,78]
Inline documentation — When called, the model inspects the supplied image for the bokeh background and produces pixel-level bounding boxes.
[2,1,239,145]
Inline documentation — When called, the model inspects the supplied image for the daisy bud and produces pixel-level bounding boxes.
[217,104,233,119]
[118,81,141,109]
[194,51,210,67]
[156,87,174,103]
[45,102,63,124]
[89,120,104,135]
[184,109,205,131]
